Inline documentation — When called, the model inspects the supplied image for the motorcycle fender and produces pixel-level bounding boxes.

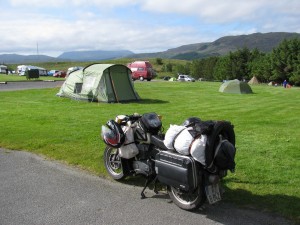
[155,151,198,191]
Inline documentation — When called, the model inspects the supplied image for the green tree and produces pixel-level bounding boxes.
[213,55,231,81]
[190,57,218,80]
[249,53,272,82]
[270,38,300,84]
[156,58,163,65]
[174,62,191,76]
[174,64,185,75]
[202,57,218,80]
[289,53,300,85]
[190,60,203,79]
[161,62,173,72]
[228,47,252,80]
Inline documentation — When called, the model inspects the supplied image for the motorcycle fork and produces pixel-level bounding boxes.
[120,158,132,176]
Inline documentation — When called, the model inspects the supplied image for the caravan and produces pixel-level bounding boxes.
[17,65,47,76]
[0,65,8,74]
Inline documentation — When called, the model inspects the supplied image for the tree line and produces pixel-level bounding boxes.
[160,38,300,85]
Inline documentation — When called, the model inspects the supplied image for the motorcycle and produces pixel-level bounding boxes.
[101,112,236,211]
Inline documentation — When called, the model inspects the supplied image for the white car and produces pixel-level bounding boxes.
[178,75,195,82]
[67,66,83,75]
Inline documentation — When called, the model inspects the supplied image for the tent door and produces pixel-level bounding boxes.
[109,67,137,102]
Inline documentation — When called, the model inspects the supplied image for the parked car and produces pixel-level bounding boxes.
[127,61,156,81]
[47,70,59,76]
[67,66,83,75]
[53,71,67,78]
[177,75,195,82]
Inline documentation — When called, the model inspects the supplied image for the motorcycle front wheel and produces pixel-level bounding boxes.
[167,185,205,211]
[103,146,126,180]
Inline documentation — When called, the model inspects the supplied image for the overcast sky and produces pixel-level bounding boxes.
[1,0,299,57]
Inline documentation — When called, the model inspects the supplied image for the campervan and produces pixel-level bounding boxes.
[127,61,156,81]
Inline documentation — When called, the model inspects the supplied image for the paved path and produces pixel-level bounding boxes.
[0,80,64,92]
[0,149,293,225]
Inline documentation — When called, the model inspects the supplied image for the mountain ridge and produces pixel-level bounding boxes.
[129,32,300,60]
[1,32,299,63]
[57,50,134,61]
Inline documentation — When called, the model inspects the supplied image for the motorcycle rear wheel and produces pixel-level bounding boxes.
[167,185,205,211]
[103,146,126,180]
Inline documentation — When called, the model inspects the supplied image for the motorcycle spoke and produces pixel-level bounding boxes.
[104,147,125,179]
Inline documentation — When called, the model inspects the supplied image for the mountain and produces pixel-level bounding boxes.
[1,32,299,63]
[57,50,134,61]
[129,32,300,60]
[0,54,62,64]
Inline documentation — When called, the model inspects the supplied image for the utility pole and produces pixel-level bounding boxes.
[36,42,39,61]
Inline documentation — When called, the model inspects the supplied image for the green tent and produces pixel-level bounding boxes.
[57,64,140,102]
[219,79,253,94]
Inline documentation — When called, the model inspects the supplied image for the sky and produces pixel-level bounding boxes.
[1,0,300,57]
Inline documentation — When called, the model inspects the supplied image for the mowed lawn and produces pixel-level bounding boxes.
[0,81,299,222]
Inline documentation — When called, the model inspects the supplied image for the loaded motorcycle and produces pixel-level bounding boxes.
[101,112,236,211]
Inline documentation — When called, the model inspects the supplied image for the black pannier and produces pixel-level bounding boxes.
[140,112,162,134]
[155,151,198,191]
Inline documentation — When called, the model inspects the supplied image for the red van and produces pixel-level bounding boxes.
[127,61,156,81]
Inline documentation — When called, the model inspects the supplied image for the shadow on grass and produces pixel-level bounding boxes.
[118,176,298,224]
[138,98,169,104]
[108,98,169,104]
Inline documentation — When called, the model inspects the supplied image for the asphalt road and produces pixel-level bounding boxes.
[0,80,64,92]
[0,79,162,92]
[0,148,294,225]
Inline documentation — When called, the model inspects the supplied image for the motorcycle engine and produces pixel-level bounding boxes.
[136,143,158,159]
[132,143,157,176]
[132,160,152,176]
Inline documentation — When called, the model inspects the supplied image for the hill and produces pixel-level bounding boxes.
[0,50,134,64]
[130,32,300,60]
[57,50,134,61]
[1,32,299,63]
[0,54,63,64]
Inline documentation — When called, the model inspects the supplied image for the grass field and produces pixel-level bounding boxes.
[0,81,299,222]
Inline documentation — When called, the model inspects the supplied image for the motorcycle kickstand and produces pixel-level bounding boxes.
[140,176,157,199]
[153,176,159,194]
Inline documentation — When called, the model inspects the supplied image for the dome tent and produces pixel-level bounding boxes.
[57,64,140,102]
[219,79,253,94]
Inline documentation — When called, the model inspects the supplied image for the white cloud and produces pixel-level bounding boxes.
[141,0,300,23]
[10,0,138,8]
[0,10,202,56]
[2,0,300,56]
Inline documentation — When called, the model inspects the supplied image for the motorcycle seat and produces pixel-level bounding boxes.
[150,135,169,150]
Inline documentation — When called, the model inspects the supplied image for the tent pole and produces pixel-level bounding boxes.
[109,68,119,103]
